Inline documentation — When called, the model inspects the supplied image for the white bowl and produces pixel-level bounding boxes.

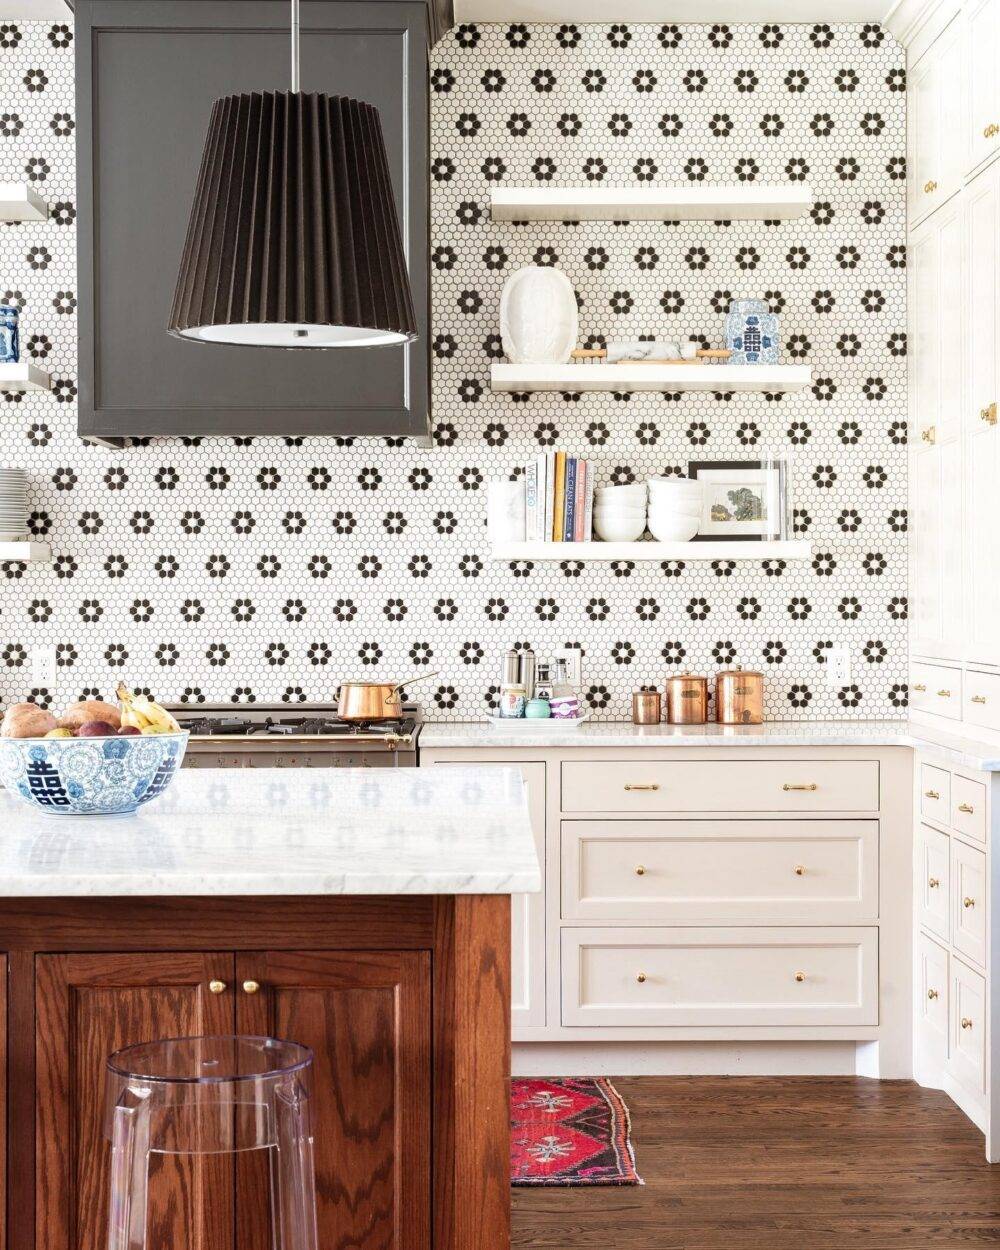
[594,513,646,542]
[649,502,701,521]
[648,478,703,499]
[594,505,647,519]
[596,484,647,503]
[648,513,699,542]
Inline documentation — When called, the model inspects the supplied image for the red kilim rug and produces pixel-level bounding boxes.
[510,1077,642,1186]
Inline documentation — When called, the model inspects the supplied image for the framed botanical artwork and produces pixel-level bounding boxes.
[687,459,786,541]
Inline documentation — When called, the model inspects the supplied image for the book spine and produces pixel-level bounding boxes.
[552,452,566,542]
[564,458,577,542]
[583,462,594,541]
[544,453,555,541]
[535,453,547,540]
[524,460,537,542]
[574,461,587,542]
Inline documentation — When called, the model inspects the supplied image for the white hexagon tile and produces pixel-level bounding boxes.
[0,20,907,721]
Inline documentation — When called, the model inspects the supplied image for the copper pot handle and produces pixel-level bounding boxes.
[388,671,440,699]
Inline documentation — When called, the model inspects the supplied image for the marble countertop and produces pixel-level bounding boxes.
[0,767,541,897]
[420,719,1000,771]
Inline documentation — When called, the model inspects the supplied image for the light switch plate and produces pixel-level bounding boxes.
[554,646,582,687]
[30,645,57,687]
[826,644,851,687]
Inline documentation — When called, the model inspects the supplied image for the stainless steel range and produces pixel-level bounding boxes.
[167,703,422,768]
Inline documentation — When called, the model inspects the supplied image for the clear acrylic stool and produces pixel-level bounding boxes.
[105,1035,319,1250]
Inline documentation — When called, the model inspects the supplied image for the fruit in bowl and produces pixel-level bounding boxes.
[0,686,187,815]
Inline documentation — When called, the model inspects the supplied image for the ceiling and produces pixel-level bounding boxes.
[455,1,894,21]
[2,0,71,15]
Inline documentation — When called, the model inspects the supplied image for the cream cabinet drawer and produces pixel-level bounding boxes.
[560,820,878,924]
[951,840,987,968]
[918,823,950,941]
[964,668,1000,733]
[919,763,950,825]
[951,776,987,844]
[910,661,962,720]
[949,958,986,1096]
[561,927,878,1027]
[917,933,949,1066]
[560,760,879,814]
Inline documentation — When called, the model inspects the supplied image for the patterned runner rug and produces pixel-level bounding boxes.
[511,1077,643,1185]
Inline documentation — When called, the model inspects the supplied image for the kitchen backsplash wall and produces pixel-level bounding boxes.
[0,20,906,720]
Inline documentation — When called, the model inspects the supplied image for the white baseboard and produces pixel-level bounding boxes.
[512,1040,859,1077]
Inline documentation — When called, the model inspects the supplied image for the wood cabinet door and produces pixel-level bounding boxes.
[236,950,430,1250]
[966,0,1000,174]
[0,953,5,1250]
[35,952,235,1250]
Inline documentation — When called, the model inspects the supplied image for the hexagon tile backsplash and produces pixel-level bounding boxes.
[0,20,907,721]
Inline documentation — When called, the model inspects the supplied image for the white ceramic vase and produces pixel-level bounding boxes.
[500,266,578,363]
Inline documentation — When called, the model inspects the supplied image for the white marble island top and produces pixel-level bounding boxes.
[0,767,541,897]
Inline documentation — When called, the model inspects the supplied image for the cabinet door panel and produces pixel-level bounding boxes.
[236,950,430,1250]
[0,953,5,1250]
[35,952,234,1250]
[967,0,1000,172]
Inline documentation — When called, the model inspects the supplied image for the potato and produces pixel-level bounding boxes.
[1,702,59,739]
[59,699,121,732]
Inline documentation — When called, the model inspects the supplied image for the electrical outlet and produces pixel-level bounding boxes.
[826,644,851,688]
[30,645,57,688]
[554,646,582,687]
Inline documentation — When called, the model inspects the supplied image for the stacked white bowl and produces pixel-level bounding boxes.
[647,476,704,542]
[594,482,647,542]
[0,467,27,541]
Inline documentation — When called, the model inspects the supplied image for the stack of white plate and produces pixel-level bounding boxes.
[594,482,647,542]
[647,476,703,542]
[0,468,27,541]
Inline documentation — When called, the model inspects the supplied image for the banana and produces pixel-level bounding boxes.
[117,684,181,733]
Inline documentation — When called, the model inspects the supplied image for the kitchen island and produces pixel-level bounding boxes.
[0,767,540,1250]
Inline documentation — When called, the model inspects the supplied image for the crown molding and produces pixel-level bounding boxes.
[882,0,959,44]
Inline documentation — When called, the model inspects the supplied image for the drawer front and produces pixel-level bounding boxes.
[561,820,878,924]
[964,668,1000,733]
[910,661,962,720]
[951,840,987,968]
[917,933,949,1065]
[560,760,879,814]
[561,927,878,1027]
[949,958,986,1096]
[919,763,951,825]
[951,775,987,844]
[918,824,950,941]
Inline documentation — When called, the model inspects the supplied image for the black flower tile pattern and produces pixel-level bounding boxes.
[0,22,906,721]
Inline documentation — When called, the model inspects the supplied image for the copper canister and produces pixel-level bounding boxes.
[665,674,709,724]
[716,670,764,724]
[632,690,662,725]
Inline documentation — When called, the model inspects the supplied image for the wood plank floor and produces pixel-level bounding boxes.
[512,1077,1000,1249]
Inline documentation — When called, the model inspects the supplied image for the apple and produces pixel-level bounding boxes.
[76,721,118,737]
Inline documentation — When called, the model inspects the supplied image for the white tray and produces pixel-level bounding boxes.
[487,712,590,731]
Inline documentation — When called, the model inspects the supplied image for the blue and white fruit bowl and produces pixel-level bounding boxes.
[0,732,188,815]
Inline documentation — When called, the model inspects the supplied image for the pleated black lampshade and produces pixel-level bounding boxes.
[169,92,417,348]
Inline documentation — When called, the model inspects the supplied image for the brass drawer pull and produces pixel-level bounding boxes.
[782,783,818,792]
[913,684,927,692]
[961,1017,973,1030]
[208,980,227,994]
[624,783,660,792]
[634,865,646,876]
[980,402,998,425]
[958,803,975,815]
[937,689,951,698]
[920,426,936,443]
[924,789,940,800]
[963,897,975,909]
[985,123,1000,138]
[928,877,940,888]
[927,988,939,1001]
[794,971,806,983]
[242,979,261,994]
[793,865,805,876]
[971,695,987,705]
[635,972,647,984]
[923,179,938,193]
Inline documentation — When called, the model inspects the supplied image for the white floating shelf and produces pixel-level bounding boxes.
[0,183,48,223]
[0,542,51,563]
[491,363,812,394]
[490,185,812,222]
[0,363,51,393]
[492,540,812,562]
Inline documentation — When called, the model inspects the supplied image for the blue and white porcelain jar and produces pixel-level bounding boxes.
[725,299,779,365]
[0,305,19,364]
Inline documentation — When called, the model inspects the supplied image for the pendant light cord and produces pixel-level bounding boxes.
[290,0,300,93]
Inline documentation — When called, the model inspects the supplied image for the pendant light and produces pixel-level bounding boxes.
[168,0,416,348]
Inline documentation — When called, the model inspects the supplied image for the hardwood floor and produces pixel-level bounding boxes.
[512,1077,1000,1249]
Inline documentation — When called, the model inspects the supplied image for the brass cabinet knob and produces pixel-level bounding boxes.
[924,789,940,800]
[984,123,1000,138]
[924,179,938,193]
[971,694,987,705]
[963,897,975,909]
[635,972,647,984]
[793,865,805,876]
[794,971,806,983]
[980,402,998,425]
[920,426,936,444]
[242,980,261,994]
[782,783,818,792]
[634,865,646,876]
[937,689,951,698]
[958,803,975,815]
[913,684,927,692]
[961,1017,973,1030]
[208,980,226,995]
[624,783,660,792]
[928,877,940,888]
[927,988,939,1001]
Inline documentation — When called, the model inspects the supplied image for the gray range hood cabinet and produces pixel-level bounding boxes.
[74,0,438,444]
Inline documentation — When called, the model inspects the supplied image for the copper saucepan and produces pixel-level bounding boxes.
[337,671,440,722]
